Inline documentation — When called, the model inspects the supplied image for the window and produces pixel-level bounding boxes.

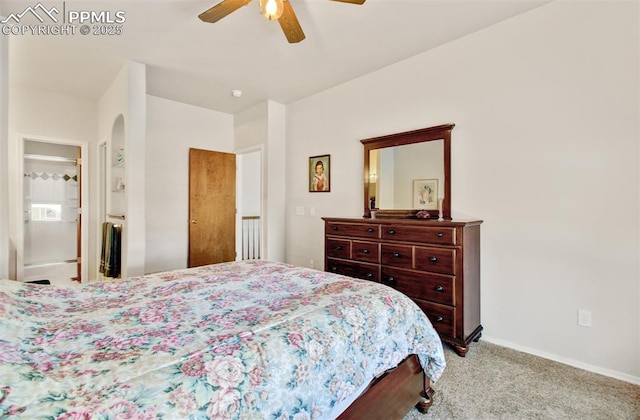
[31,204,62,221]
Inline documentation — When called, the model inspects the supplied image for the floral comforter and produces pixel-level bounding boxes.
[0,260,445,419]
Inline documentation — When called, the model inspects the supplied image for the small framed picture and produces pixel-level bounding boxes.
[413,179,438,209]
[309,155,330,192]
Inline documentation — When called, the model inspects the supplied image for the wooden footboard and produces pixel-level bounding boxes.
[338,354,434,419]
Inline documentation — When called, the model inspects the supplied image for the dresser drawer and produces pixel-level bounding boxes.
[413,299,456,338]
[382,225,456,246]
[352,240,380,263]
[381,244,413,269]
[326,258,379,282]
[381,267,454,306]
[414,247,456,275]
[326,222,380,239]
[326,238,351,259]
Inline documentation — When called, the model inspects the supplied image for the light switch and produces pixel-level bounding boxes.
[295,206,305,215]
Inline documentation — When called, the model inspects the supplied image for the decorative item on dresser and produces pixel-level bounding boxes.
[322,217,483,357]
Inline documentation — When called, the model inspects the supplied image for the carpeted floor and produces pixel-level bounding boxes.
[403,341,640,420]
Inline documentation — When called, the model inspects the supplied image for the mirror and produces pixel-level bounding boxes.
[361,123,453,219]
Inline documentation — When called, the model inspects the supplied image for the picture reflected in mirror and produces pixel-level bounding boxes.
[369,141,444,210]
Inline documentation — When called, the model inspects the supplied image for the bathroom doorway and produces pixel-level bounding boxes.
[18,137,88,285]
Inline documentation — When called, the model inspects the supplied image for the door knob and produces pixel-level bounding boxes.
[190,220,198,224]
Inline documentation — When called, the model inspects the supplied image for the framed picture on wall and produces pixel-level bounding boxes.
[413,179,438,209]
[309,155,330,192]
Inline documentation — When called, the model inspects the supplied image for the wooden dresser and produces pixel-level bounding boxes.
[322,217,483,357]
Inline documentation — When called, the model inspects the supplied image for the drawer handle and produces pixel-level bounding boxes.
[330,266,338,272]
[393,252,402,258]
[386,276,396,283]
[335,245,343,251]
[332,225,338,231]
[366,273,374,279]
[367,227,375,233]
[362,249,370,254]
[429,256,438,263]
[388,229,396,234]
[435,285,444,292]
[435,316,444,323]
[436,232,444,238]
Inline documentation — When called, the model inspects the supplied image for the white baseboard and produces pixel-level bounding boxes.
[482,335,640,386]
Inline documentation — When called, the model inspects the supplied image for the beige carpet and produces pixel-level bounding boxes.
[403,341,639,420]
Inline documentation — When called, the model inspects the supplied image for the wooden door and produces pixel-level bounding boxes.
[188,148,236,267]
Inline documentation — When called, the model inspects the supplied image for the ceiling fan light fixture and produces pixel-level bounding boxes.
[259,0,284,20]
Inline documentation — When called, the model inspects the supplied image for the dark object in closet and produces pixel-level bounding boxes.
[100,222,122,278]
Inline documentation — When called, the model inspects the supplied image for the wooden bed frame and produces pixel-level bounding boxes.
[338,354,435,419]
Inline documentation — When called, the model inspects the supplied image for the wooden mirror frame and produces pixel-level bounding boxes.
[361,123,454,219]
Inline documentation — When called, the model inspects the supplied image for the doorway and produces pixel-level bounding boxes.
[187,148,263,266]
[17,136,88,284]
[188,148,236,267]
[236,148,263,260]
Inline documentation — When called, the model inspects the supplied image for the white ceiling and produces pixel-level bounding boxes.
[4,0,548,114]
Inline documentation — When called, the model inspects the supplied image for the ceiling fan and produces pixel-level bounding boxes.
[198,0,366,44]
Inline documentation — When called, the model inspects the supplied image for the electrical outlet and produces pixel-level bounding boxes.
[309,259,315,268]
[578,310,592,327]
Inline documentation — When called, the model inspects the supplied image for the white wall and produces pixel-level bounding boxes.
[235,103,268,151]
[266,101,286,262]
[145,95,233,273]
[286,1,639,381]
[126,62,147,277]
[242,150,262,216]
[97,61,146,278]
[9,87,97,141]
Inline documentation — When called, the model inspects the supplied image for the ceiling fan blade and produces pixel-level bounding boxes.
[278,1,305,43]
[198,0,252,23]
[330,0,366,4]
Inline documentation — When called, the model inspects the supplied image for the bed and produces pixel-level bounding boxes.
[0,260,445,419]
